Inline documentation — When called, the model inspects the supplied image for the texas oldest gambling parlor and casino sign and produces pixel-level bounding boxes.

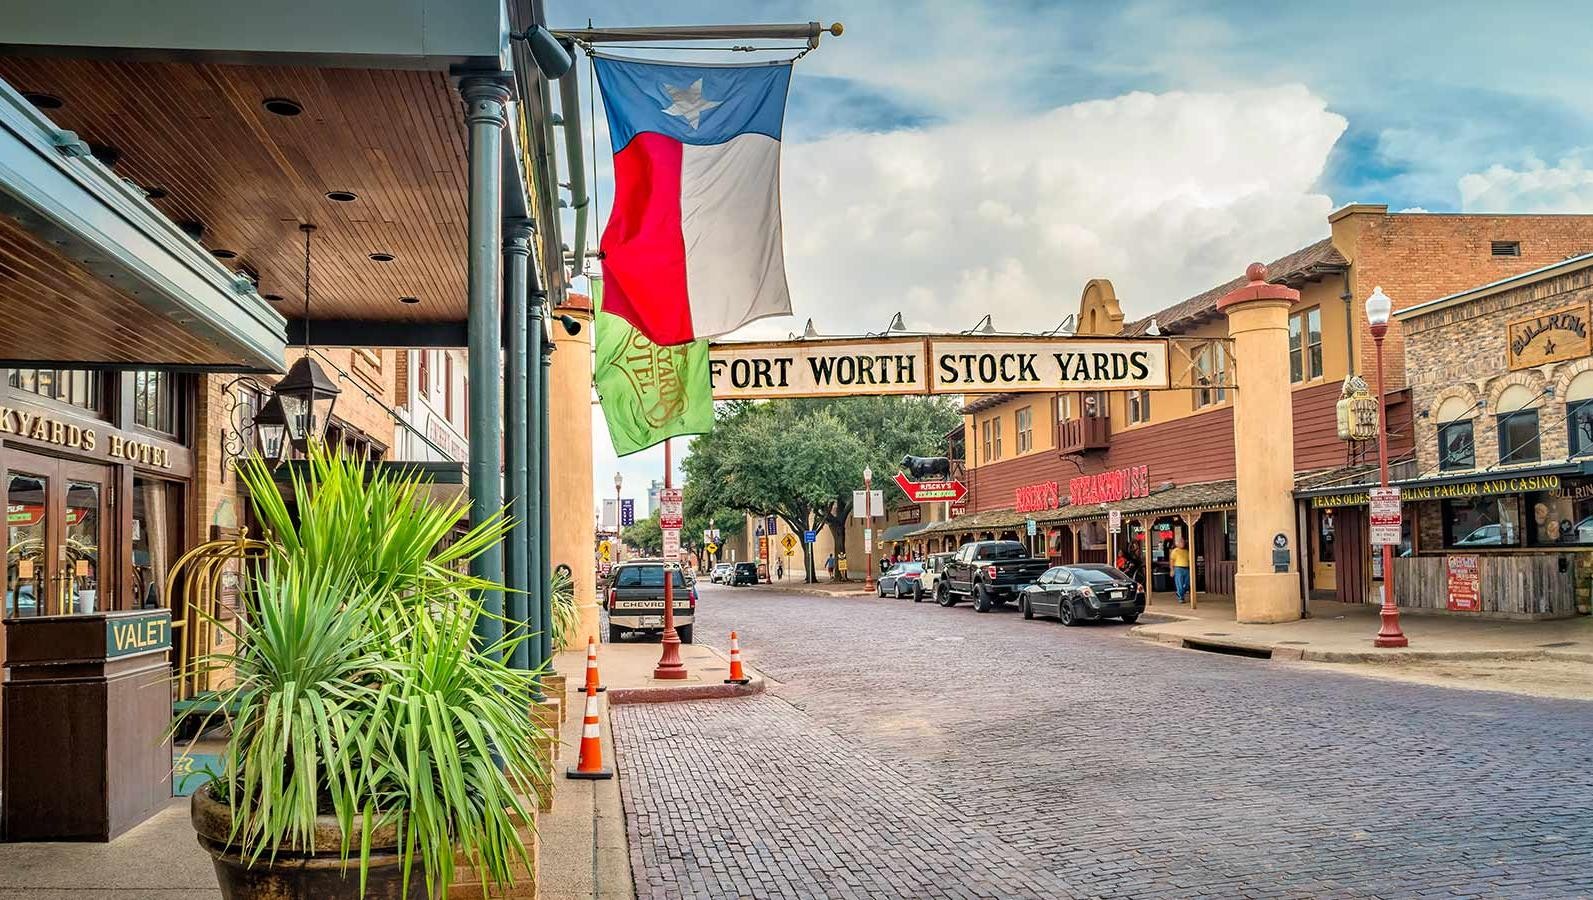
[707,335,1170,400]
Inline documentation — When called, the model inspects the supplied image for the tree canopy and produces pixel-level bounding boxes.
[681,396,962,581]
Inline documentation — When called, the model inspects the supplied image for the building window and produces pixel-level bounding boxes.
[1497,409,1541,466]
[1317,509,1335,563]
[980,419,992,463]
[8,368,104,413]
[417,351,430,400]
[1571,400,1593,458]
[1443,497,1520,548]
[1437,420,1475,471]
[1015,407,1032,453]
[1126,390,1151,425]
[1058,394,1073,421]
[132,370,180,435]
[1528,483,1593,546]
[991,416,1002,460]
[1289,307,1323,383]
[1194,343,1228,407]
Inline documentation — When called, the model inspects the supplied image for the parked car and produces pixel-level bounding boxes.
[1019,564,1144,626]
[710,562,734,583]
[877,561,925,598]
[730,561,759,586]
[913,552,956,603]
[603,559,696,643]
[937,540,1050,612]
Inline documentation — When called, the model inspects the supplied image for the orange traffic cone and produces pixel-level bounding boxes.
[565,684,614,780]
[724,631,751,685]
[582,636,606,693]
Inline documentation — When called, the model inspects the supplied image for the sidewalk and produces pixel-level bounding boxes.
[555,641,767,703]
[743,579,871,598]
[1131,597,1593,700]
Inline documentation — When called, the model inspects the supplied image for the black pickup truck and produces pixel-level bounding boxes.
[936,540,1051,613]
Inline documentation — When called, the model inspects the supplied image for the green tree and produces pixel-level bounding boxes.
[621,511,662,556]
[681,397,961,582]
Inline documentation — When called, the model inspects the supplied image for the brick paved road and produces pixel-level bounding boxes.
[610,586,1593,899]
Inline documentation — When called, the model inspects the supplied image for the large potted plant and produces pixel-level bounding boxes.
[187,448,547,899]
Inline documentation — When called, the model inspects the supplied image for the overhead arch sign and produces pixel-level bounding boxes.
[707,335,1170,400]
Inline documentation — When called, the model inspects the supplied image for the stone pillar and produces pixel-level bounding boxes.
[549,296,599,647]
[1219,263,1302,623]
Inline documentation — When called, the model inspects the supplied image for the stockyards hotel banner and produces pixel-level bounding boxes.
[707,336,1171,399]
[593,278,715,456]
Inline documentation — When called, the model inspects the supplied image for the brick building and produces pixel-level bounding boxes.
[914,205,1593,615]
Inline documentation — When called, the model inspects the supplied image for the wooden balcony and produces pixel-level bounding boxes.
[1057,416,1111,454]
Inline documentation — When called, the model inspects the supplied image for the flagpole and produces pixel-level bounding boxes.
[654,438,688,680]
[554,22,843,46]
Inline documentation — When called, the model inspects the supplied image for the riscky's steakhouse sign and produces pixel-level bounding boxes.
[708,336,1170,400]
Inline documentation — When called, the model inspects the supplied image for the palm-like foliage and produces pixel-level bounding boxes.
[198,446,546,897]
[549,567,578,650]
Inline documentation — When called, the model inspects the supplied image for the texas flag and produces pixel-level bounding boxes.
[594,56,794,347]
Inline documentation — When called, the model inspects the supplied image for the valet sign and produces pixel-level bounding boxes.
[708,336,1169,400]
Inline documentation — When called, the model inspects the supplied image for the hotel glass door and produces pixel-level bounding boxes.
[4,451,111,618]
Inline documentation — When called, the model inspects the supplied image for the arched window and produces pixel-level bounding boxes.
[1495,384,1541,466]
[1434,395,1476,471]
[1567,371,1593,457]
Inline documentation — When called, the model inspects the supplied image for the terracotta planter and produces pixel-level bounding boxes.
[191,786,428,900]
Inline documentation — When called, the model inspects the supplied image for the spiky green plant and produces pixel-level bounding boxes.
[549,567,579,651]
[197,445,546,897]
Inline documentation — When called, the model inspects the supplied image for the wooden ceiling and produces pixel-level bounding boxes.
[0,57,473,325]
[0,213,234,365]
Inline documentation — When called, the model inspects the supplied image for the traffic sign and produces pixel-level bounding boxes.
[598,540,611,562]
[1108,509,1121,532]
[780,533,798,554]
[1370,487,1401,545]
[659,488,684,529]
[803,529,818,544]
[662,528,681,560]
[705,542,718,555]
[893,472,967,504]
[1026,518,1037,537]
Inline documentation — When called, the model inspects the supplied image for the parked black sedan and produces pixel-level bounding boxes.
[876,562,925,598]
[1018,564,1144,626]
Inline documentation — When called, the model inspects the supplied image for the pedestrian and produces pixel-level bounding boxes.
[1170,533,1191,603]
[825,552,835,579]
[776,558,784,580]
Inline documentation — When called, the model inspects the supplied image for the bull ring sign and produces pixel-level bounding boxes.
[707,335,1171,400]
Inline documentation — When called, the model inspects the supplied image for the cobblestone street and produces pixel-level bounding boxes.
[611,585,1593,899]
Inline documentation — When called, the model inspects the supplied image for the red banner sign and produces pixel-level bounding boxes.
[1015,480,1061,513]
[1446,555,1481,612]
[894,472,967,504]
[1068,465,1150,506]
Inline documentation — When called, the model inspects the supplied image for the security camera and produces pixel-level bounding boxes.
[557,314,582,336]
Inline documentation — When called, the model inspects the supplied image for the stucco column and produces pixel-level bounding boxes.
[1219,263,1302,623]
[549,297,599,647]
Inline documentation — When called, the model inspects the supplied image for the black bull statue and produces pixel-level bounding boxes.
[900,455,951,480]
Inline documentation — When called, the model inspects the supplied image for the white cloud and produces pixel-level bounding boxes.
[753,84,1345,336]
[1459,156,1593,213]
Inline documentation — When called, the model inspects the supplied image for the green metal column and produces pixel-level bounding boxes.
[527,297,547,672]
[460,75,511,652]
[503,221,533,669]
[538,323,555,665]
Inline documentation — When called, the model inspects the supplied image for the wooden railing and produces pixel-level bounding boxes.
[1057,416,1111,454]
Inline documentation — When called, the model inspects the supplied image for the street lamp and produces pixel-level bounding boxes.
[1366,286,1408,648]
[613,472,623,564]
[272,355,340,455]
[863,465,875,591]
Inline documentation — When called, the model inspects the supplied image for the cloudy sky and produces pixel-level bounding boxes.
[552,0,1593,513]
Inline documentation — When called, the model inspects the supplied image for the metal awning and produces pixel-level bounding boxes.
[0,78,284,369]
[880,523,927,542]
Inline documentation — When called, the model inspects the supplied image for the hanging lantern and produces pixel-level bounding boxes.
[272,356,340,454]
[252,392,289,462]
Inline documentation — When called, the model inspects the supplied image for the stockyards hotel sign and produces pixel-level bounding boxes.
[708,336,1170,400]
[1508,303,1591,370]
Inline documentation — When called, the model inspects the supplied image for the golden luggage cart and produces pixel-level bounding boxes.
[165,530,267,717]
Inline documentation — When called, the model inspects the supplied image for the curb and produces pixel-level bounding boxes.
[747,585,872,599]
[1126,625,1593,665]
[602,645,770,705]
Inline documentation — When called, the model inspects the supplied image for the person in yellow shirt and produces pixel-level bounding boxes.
[1170,533,1191,603]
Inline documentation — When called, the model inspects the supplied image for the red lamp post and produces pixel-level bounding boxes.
[653,438,688,679]
[862,466,875,592]
[1366,286,1409,648]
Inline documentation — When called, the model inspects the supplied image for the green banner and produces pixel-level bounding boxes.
[592,278,715,456]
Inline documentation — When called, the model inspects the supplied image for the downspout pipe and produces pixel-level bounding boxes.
[558,64,589,281]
